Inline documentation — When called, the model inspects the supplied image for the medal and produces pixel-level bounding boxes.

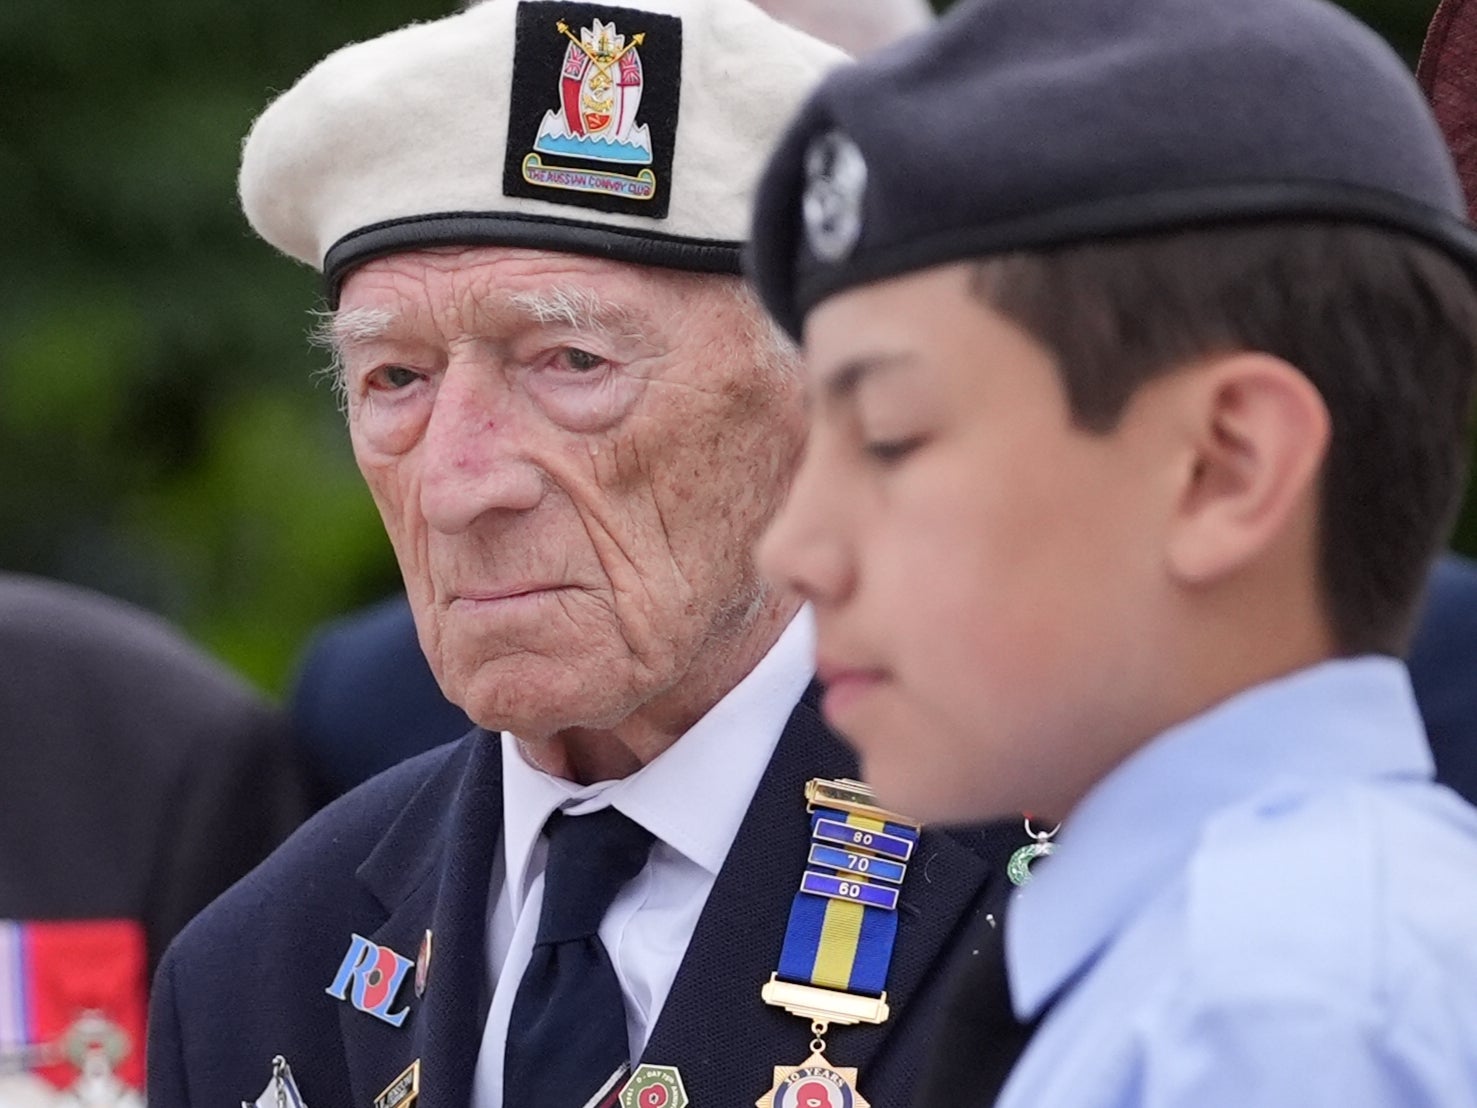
[243,1055,307,1108]
[1006,816,1059,886]
[758,779,919,1107]
[757,1040,870,1108]
[60,1012,143,1108]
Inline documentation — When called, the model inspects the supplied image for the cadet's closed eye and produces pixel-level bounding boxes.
[864,436,926,464]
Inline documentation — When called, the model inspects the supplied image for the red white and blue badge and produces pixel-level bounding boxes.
[0,919,148,1107]
[504,2,682,218]
[325,934,414,1027]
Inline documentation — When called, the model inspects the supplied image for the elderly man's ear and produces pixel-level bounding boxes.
[1162,353,1332,587]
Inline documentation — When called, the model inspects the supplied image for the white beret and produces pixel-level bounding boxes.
[239,0,847,301]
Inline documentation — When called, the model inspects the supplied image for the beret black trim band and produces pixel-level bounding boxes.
[777,181,1477,339]
[324,211,743,306]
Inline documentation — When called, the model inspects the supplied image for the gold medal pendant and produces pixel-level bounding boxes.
[756,1051,869,1108]
[756,1025,870,1108]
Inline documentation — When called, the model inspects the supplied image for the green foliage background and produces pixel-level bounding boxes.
[2,0,1469,696]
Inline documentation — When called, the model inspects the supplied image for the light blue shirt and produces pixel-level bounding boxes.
[1001,658,1477,1107]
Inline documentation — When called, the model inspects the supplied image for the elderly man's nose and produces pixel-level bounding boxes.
[419,378,545,533]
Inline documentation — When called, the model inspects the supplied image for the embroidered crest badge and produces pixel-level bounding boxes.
[538,18,651,163]
[505,2,682,218]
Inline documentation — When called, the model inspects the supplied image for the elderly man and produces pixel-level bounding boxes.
[147,3,1022,1108]
[288,0,938,804]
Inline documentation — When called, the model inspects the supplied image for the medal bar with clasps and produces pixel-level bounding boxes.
[757,778,923,1108]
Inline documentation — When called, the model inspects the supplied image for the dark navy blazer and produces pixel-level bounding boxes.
[1410,553,1477,804]
[150,690,1023,1108]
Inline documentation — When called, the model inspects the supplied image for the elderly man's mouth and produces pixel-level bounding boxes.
[449,585,574,611]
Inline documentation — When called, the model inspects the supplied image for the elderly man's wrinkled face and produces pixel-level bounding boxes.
[335,247,804,740]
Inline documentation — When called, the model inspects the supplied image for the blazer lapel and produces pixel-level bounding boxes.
[640,689,1003,1105]
[340,731,504,1108]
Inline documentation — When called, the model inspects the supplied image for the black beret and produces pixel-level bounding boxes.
[749,0,1477,339]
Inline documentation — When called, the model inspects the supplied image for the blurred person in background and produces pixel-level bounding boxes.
[0,574,310,1108]
[1409,555,1477,799]
[290,593,471,802]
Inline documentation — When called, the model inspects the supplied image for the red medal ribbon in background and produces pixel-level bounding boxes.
[0,919,147,1091]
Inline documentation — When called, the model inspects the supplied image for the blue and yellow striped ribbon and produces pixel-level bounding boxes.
[775,807,919,997]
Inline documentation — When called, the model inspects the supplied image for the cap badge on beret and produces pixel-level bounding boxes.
[504,2,682,218]
[803,130,867,263]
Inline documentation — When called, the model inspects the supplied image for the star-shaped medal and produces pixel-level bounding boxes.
[755,1051,870,1108]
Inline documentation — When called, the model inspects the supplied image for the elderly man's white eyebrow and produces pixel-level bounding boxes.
[505,285,652,343]
[310,307,400,355]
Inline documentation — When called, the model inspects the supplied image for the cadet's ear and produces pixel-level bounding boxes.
[1165,353,1330,585]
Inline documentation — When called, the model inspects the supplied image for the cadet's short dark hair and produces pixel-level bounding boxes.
[971,222,1477,656]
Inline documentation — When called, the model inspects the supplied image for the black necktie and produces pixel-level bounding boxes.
[913,879,1041,1107]
[504,807,656,1108]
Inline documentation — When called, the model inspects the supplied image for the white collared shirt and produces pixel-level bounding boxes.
[472,609,816,1108]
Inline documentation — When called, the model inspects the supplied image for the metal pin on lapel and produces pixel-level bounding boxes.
[243,1055,307,1108]
[621,1064,688,1108]
[414,930,432,998]
[375,1060,420,1108]
[325,934,414,1027]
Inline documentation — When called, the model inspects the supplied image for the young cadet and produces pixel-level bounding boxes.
[749,0,1477,1103]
